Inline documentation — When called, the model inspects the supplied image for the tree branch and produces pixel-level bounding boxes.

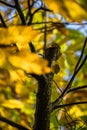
[28,0,31,15]
[27,5,51,25]
[26,0,32,25]
[51,54,87,112]
[51,37,87,112]
[14,0,26,25]
[74,37,87,72]
[67,85,87,93]
[0,116,29,130]
[29,42,36,52]
[33,45,60,130]
[0,13,7,28]
[0,0,15,8]
[32,7,52,16]
[52,101,87,110]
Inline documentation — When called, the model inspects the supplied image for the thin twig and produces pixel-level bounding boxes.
[27,0,33,25]
[51,36,87,112]
[27,5,51,25]
[3,7,27,23]
[52,101,87,110]
[32,7,51,16]
[2,13,87,27]
[53,79,62,93]
[0,13,7,28]
[67,85,87,93]
[51,54,87,112]
[0,0,15,8]
[74,37,87,72]
[0,116,29,130]
[43,11,47,51]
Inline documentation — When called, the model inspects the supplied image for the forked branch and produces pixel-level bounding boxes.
[51,38,87,112]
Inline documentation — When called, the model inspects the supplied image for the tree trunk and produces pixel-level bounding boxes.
[33,74,53,130]
[33,46,59,130]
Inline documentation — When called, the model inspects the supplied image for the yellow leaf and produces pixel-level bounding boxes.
[43,0,87,22]
[69,106,84,117]
[15,82,23,95]
[8,50,51,75]
[0,26,39,50]
[9,69,27,82]
[0,49,6,67]
[76,0,87,11]
[58,106,84,125]
[2,99,23,109]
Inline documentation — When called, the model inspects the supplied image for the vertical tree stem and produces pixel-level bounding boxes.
[33,46,59,130]
[14,0,26,25]
[33,74,53,130]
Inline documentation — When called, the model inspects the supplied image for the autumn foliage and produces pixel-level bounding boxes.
[0,0,87,130]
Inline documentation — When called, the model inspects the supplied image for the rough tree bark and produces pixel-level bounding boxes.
[33,46,60,130]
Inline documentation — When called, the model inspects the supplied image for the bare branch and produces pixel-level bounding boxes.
[51,54,87,112]
[27,8,32,25]
[0,116,29,130]
[53,79,62,93]
[29,42,36,52]
[28,0,32,16]
[0,13,7,27]
[52,101,87,111]
[26,0,32,24]
[14,0,26,25]
[51,37,87,112]
[4,7,27,24]
[27,6,53,25]
[43,10,47,52]
[67,85,87,93]
[2,13,87,27]
[0,0,15,8]
[32,7,52,16]
[74,37,87,72]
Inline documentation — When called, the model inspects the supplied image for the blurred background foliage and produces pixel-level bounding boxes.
[0,0,87,130]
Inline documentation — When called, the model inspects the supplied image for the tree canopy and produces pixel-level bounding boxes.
[0,0,87,130]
